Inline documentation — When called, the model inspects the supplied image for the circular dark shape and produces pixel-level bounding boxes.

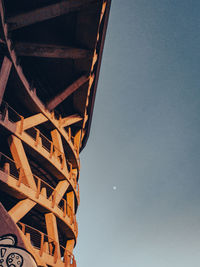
[6,253,23,267]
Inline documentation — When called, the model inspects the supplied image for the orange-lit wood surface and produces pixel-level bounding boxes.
[0,0,111,266]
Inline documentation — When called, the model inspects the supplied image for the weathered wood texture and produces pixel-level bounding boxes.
[8,0,99,30]
[15,42,92,59]
[0,56,12,104]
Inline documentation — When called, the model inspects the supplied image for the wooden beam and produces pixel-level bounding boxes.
[8,135,37,190]
[22,113,48,130]
[74,129,82,155]
[15,42,92,59]
[66,239,75,254]
[47,75,89,110]
[60,114,83,128]
[0,56,12,104]
[51,129,67,169]
[66,191,75,214]
[45,213,61,259]
[7,0,99,31]
[8,199,36,223]
[50,180,69,206]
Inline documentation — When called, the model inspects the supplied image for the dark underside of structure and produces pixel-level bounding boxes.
[0,0,111,266]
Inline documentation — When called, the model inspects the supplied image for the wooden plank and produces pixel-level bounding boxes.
[22,113,48,130]
[8,135,37,190]
[8,199,36,223]
[0,56,12,104]
[47,75,89,110]
[15,42,92,59]
[45,213,61,259]
[60,114,83,128]
[7,0,99,30]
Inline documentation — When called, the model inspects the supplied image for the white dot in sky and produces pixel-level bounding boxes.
[113,186,117,190]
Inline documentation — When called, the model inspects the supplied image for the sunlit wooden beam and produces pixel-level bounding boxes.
[8,135,37,190]
[15,42,92,59]
[47,75,89,110]
[7,0,99,31]
[20,113,48,130]
[45,213,61,259]
[8,199,36,223]
[60,114,83,128]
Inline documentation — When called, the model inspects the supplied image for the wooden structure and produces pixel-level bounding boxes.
[0,0,111,266]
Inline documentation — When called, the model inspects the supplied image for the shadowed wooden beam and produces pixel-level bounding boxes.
[60,114,83,128]
[15,42,92,59]
[47,75,89,110]
[7,0,99,31]
[0,56,12,104]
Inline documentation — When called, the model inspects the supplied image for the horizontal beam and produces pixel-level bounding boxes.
[7,0,99,30]
[60,114,83,128]
[14,42,92,59]
[47,75,89,110]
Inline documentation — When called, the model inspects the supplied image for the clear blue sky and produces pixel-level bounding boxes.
[75,1,200,266]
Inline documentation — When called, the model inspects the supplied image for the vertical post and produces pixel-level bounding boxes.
[19,115,24,134]
[17,168,23,187]
[61,153,65,169]
[65,239,75,266]
[54,242,59,263]
[67,191,75,224]
[45,213,61,260]
[68,127,71,140]
[21,223,25,234]
[63,200,67,217]
[36,178,41,199]
[3,162,10,175]
[50,142,54,158]
[35,129,40,147]
[39,233,44,256]
[64,250,69,267]
[52,191,56,208]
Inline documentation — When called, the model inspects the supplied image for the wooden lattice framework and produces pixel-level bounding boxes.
[0,0,111,266]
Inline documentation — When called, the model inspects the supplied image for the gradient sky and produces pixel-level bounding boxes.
[75,1,200,266]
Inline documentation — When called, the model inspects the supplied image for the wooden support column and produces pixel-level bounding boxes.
[65,239,75,264]
[51,129,67,169]
[8,135,37,190]
[47,75,89,110]
[51,180,69,205]
[15,42,92,59]
[45,213,61,259]
[74,130,82,155]
[67,191,75,215]
[8,199,36,223]
[66,239,75,254]
[51,129,65,155]
[8,0,99,30]
[0,56,12,104]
